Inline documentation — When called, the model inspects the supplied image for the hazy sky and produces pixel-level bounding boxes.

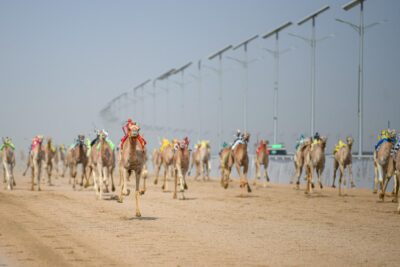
[0,0,399,154]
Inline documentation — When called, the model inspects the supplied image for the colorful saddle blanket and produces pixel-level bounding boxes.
[375,138,395,151]
[333,140,347,154]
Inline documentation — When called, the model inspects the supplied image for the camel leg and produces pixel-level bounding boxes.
[180,173,186,200]
[244,162,251,193]
[47,163,53,186]
[317,168,323,189]
[93,165,99,198]
[380,175,391,202]
[377,164,387,201]
[295,165,303,190]
[254,160,260,186]
[3,162,12,190]
[206,161,211,181]
[134,170,142,217]
[118,169,131,203]
[173,169,178,199]
[339,165,345,196]
[162,164,168,192]
[153,163,161,185]
[348,164,355,188]
[36,162,41,191]
[332,160,338,188]
[99,164,104,199]
[199,162,204,181]
[305,167,313,194]
[235,162,245,195]
[373,163,379,194]
[392,172,399,203]
[264,164,269,187]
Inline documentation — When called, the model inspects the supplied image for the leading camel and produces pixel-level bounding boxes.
[332,137,355,195]
[118,125,146,217]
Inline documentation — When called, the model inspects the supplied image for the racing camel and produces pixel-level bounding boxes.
[189,141,211,181]
[254,139,270,187]
[332,137,355,195]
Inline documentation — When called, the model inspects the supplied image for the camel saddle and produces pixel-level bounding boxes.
[333,140,347,154]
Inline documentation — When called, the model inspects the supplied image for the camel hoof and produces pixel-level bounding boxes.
[139,190,145,195]
[117,197,124,203]
[161,184,165,190]
[153,180,158,185]
[136,212,141,217]
[184,183,188,190]
[112,186,115,192]
[392,198,398,203]
[379,193,385,201]
[320,184,323,189]
[247,185,252,193]
[351,183,356,188]
[332,184,336,188]
[373,190,377,194]
[304,191,309,195]
[311,183,315,189]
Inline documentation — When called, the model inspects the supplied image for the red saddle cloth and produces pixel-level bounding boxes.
[120,134,146,150]
[256,142,268,156]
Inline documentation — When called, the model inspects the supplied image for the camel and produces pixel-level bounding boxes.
[27,136,45,191]
[153,139,175,191]
[219,147,234,189]
[44,137,57,186]
[254,140,270,187]
[293,138,312,189]
[67,135,89,190]
[189,141,211,181]
[377,140,399,202]
[1,139,16,190]
[173,139,190,199]
[374,140,396,200]
[232,132,252,194]
[152,148,161,182]
[94,132,116,199]
[117,126,146,217]
[87,138,100,190]
[57,145,67,178]
[305,136,327,194]
[332,137,355,195]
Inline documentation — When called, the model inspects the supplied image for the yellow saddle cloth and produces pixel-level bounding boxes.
[334,140,347,154]
[160,138,172,153]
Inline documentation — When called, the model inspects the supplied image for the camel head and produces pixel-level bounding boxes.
[242,132,250,143]
[346,136,353,146]
[129,125,140,138]
[77,135,85,146]
[47,137,53,145]
[320,136,327,149]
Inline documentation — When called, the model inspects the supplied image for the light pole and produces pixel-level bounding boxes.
[290,5,330,137]
[262,22,292,145]
[190,60,203,142]
[156,69,176,137]
[229,34,258,132]
[133,79,151,122]
[171,62,193,129]
[337,0,383,157]
[208,45,233,147]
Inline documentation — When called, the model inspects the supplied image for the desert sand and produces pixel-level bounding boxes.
[0,171,399,267]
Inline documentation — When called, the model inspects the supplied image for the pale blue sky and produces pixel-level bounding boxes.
[0,0,399,153]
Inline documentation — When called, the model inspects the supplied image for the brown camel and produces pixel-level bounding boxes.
[173,140,190,199]
[189,141,211,181]
[117,126,146,217]
[293,138,312,189]
[67,135,89,190]
[44,137,57,186]
[332,137,355,195]
[305,136,327,194]
[87,138,100,190]
[219,147,234,189]
[94,133,116,199]
[232,132,252,194]
[153,141,175,192]
[374,140,396,200]
[1,139,16,190]
[254,139,270,187]
[27,136,45,191]
[57,145,67,178]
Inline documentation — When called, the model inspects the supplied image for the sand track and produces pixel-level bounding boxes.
[0,172,399,266]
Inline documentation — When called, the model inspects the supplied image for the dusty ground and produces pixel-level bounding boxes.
[0,171,399,267]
